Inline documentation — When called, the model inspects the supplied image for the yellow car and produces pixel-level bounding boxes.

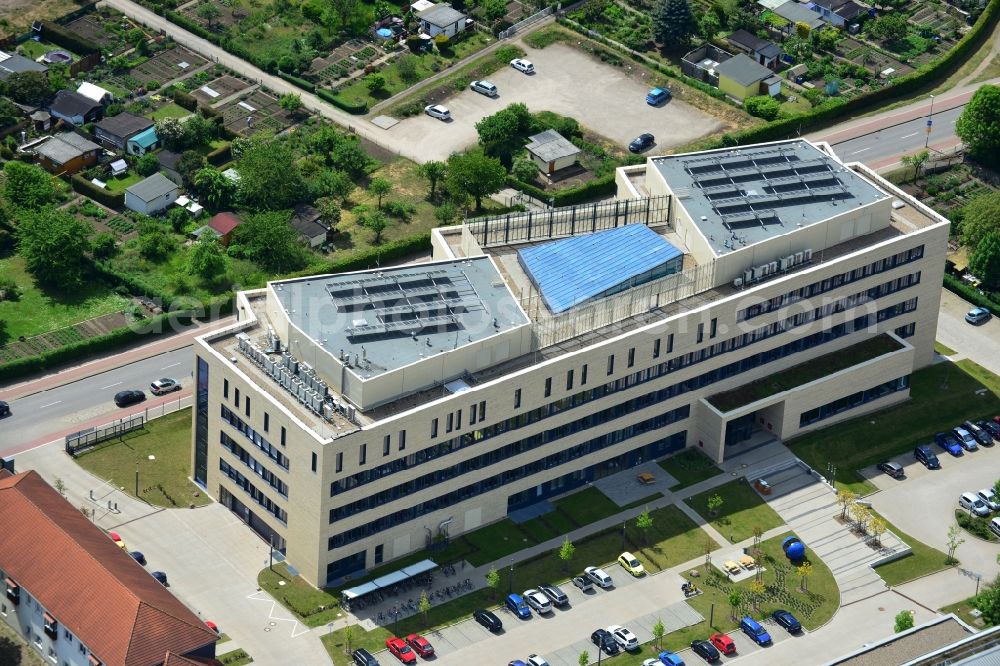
[618,551,645,577]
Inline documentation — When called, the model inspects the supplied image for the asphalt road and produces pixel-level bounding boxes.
[830,104,963,168]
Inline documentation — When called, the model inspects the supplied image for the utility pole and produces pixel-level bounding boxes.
[135,460,139,497]
[924,95,935,148]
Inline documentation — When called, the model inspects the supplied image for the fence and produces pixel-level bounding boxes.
[462,194,673,249]
[64,395,193,456]
[499,4,559,39]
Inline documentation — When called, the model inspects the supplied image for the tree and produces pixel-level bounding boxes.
[946,524,964,563]
[512,157,538,183]
[446,150,506,210]
[707,493,723,517]
[155,118,186,150]
[956,85,1000,168]
[558,536,576,572]
[197,1,222,28]
[728,589,742,620]
[652,617,665,649]
[749,579,766,610]
[578,651,590,666]
[434,201,459,226]
[970,231,1000,290]
[0,636,20,666]
[486,566,500,599]
[397,54,419,83]
[699,12,721,42]
[92,232,118,260]
[176,150,207,186]
[869,13,908,43]
[483,0,508,22]
[167,206,192,233]
[236,136,305,211]
[475,102,533,166]
[419,589,431,626]
[136,152,160,177]
[315,197,343,228]
[137,219,177,261]
[894,610,914,633]
[900,149,929,182]
[837,489,856,519]
[182,114,217,149]
[365,73,387,94]
[959,190,1000,248]
[193,167,237,209]
[18,209,92,289]
[635,507,653,547]
[311,169,355,203]
[368,177,392,209]
[279,92,304,115]
[53,478,66,496]
[744,95,781,121]
[188,236,227,280]
[4,71,52,105]
[976,575,1000,625]
[362,209,389,244]
[419,160,447,199]
[343,623,355,655]
[850,503,870,533]
[869,516,887,548]
[229,211,307,273]
[329,140,372,178]
[0,97,19,129]
[3,161,55,210]
[797,561,813,592]
[653,0,696,51]
[795,21,811,39]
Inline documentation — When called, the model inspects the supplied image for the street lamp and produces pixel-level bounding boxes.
[621,519,627,551]
[925,95,935,148]
[508,559,514,594]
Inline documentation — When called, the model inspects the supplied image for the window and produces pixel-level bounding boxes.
[374,544,384,565]
[235,387,240,408]
[383,435,390,456]
[431,418,439,438]
[653,339,661,359]
[479,400,486,421]
[336,452,343,473]
[280,427,286,447]
[627,348,635,368]
[312,452,318,472]
[710,317,717,339]
[359,444,367,466]
[263,413,269,432]
[667,333,674,353]
[581,364,588,385]
[514,389,521,409]
[894,323,915,338]
[446,413,454,433]
[470,403,477,424]
[456,409,462,430]
[697,323,704,343]
[245,395,250,417]
[607,355,614,375]
[566,369,574,391]
[223,379,229,399]
[43,612,57,637]
[544,377,552,397]
[399,430,406,451]
[63,628,71,641]
[195,357,210,487]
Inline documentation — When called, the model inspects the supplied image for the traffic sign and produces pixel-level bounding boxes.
[927,119,933,126]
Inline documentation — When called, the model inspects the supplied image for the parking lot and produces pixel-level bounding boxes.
[382,42,725,162]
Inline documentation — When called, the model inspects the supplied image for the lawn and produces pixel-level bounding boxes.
[935,341,957,356]
[18,39,70,60]
[216,648,253,666]
[553,486,623,525]
[940,597,987,628]
[685,479,785,544]
[148,101,192,120]
[658,448,722,490]
[105,172,144,194]
[973,53,1000,84]
[871,510,953,586]
[629,505,720,573]
[788,360,1000,495]
[708,335,903,412]
[74,408,211,509]
[0,255,132,340]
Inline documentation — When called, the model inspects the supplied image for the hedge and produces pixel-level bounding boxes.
[316,88,367,114]
[164,10,213,42]
[206,142,232,166]
[507,172,617,207]
[943,273,1000,313]
[284,233,433,281]
[71,174,124,209]
[277,72,315,93]
[40,20,100,55]
[173,88,198,111]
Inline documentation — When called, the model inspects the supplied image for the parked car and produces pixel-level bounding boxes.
[646,87,670,105]
[353,648,380,666]
[473,608,502,632]
[914,444,941,469]
[628,133,655,153]
[114,390,145,407]
[952,427,979,451]
[977,419,1000,441]
[979,488,1000,512]
[966,306,991,325]
[537,582,568,606]
[608,625,639,650]
[935,431,963,456]
[385,637,416,664]
[960,491,991,517]
[205,620,219,633]
[405,634,433,658]
[991,517,1000,539]
[739,616,772,646]
[526,655,550,666]
[772,609,802,633]
[508,661,526,666]
[0,400,10,417]
[618,552,645,576]
[690,639,720,662]
[150,378,180,395]
[964,420,993,446]
[151,571,168,585]
[510,58,535,74]
[129,551,146,565]
[877,461,904,479]
[658,651,686,666]
[709,632,736,656]
[424,104,451,120]
[591,629,619,655]
[505,593,531,619]
[523,589,552,614]
[572,574,593,592]
[584,566,613,588]
[470,80,498,97]
[643,660,664,666]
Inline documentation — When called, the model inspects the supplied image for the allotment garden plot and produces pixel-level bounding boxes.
[220,90,294,136]
[191,74,254,105]
[130,46,208,86]
[64,12,147,56]
[308,40,382,86]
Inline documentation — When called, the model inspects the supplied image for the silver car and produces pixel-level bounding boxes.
[470,80,498,97]
[424,104,451,120]
[960,492,991,517]
[150,378,180,395]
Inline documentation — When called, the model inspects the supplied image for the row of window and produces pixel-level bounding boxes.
[799,375,911,426]
[737,244,925,322]
[329,403,691,522]
[219,459,288,524]
[221,406,290,470]
[220,431,289,498]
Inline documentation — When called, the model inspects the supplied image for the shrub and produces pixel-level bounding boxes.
[40,20,100,54]
[71,175,124,209]
[172,88,198,111]
[317,88,367,114]
[277,71,316,92]
[744,95,781,121]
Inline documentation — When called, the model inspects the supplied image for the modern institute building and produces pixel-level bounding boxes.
[192,139,948,588]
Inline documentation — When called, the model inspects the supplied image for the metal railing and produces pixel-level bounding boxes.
[499,3,559,39]
[65,395,193,456]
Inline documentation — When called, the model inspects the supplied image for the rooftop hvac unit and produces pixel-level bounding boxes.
[803,248,813,262]
[322,403,335,420]
[297,384,307,402]
[781,255,794,270]
[346,406,356,422]
[267,325,280,352]
[733,277,744,288]
[289,358,299,375]
[311,394,322,412]
[282,352,291,369]
[758,264,770,278]
[301,362,312,376]
[768,261,778,274]
[281,374,291,390]
[265,359,274,374]
[743,269,753,284]
[317,381,328,398]
[794,251,804,264]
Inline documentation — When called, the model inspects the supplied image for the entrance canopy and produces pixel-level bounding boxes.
[340,558,437,602]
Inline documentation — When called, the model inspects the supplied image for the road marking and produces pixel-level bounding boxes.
[162,362,181,370]
[101,382,122,389]
[849,147,872,155]
[900,132,918,139]
[38,401,62,409]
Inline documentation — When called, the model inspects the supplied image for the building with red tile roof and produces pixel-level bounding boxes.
[0,471,218,666]
[205,212,242,247]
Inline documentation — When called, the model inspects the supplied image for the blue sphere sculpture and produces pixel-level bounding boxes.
[782,536,806,564]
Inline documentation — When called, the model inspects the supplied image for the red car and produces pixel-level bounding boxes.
[710,632,737,656]
[386,636,417,664]
[405,634,434,658]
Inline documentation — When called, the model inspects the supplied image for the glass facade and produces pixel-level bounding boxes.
[799,375,911,426]
[194,356,209,487]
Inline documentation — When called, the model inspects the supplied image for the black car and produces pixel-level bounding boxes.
[114,390,145,407]
[877,461,904,479]
[979,419,1000,442]
[538,582,568,606]
[0,401,9,417]
[591,628,619,655]
[628,133,655,153]
[130,551,146,565]
[772,609,802,633]
[151,570,168,586]
[964,420,993,446]
[914,444,941,469]
[473,608,502,632]
[352,648,380,666]
[690,639,720,662]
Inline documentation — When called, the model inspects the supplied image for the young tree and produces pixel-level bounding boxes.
[652,617,666,649]
[728,589,742,620]
[278,92,304,115]
[397,54,419,83]
[368,177,392,209]
[749,579,766,610]
[434,201,459,226]
[236,136,305,211]
[578,651,590,666]
[946,523,965,563]
[188,236,227,280]
[362,209,389,244]
[957,85,1000,168]
[18,208,92,289]
[707,493,723,517]
[837,489,856,519]
[797,561,813,592]
[486,566,500,599]
[419,160,447,199]
[230,211,307,273]
[894,610,914,633]
[850,503,870,533]
[193,167,238,210]
[970,231,1000,290]
[558,536,576,572]
[653,0,695,51]
[343,623,355,655]
[419,589,431,626]
[900,149,929,183]
[53,478,66,497]
[365,73,387,94]
[3,161,55,210]
[197,1,222,28]
[869,516,887,548]
[136,152,160,177]
[635,507,654,547]
[446,150,506,210]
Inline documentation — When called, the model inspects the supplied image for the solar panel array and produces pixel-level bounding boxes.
[327,269,486,341]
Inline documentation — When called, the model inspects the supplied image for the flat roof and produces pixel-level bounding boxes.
[716,53,774,86]
[272,257,527,378]
[35,132,100,164]
[825,616,973,666]
[525,129,582,163]
[652,139,889,256]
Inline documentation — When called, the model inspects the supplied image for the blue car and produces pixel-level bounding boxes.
[505,593,531,619]
[772,609,802,633]
[966,307,991,325]
[739,616,772,646]
[935,431,963,457]
[658,650,685,665]
[646,87,670,105]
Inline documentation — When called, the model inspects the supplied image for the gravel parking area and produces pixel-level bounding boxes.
[381,42,725,162]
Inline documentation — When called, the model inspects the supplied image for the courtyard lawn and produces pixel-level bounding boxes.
[105,172,144,194]
[629,505,720,573]
[871,510,954,586]
[74,408,211,509]
[685,479,784,543]
[148,101,192,120]
[658,448,722,490]
[788,360,1000,496]
[935,341,957,356]
[0,255,131,340]
[940,598,986,629]
[553,486,622,526]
